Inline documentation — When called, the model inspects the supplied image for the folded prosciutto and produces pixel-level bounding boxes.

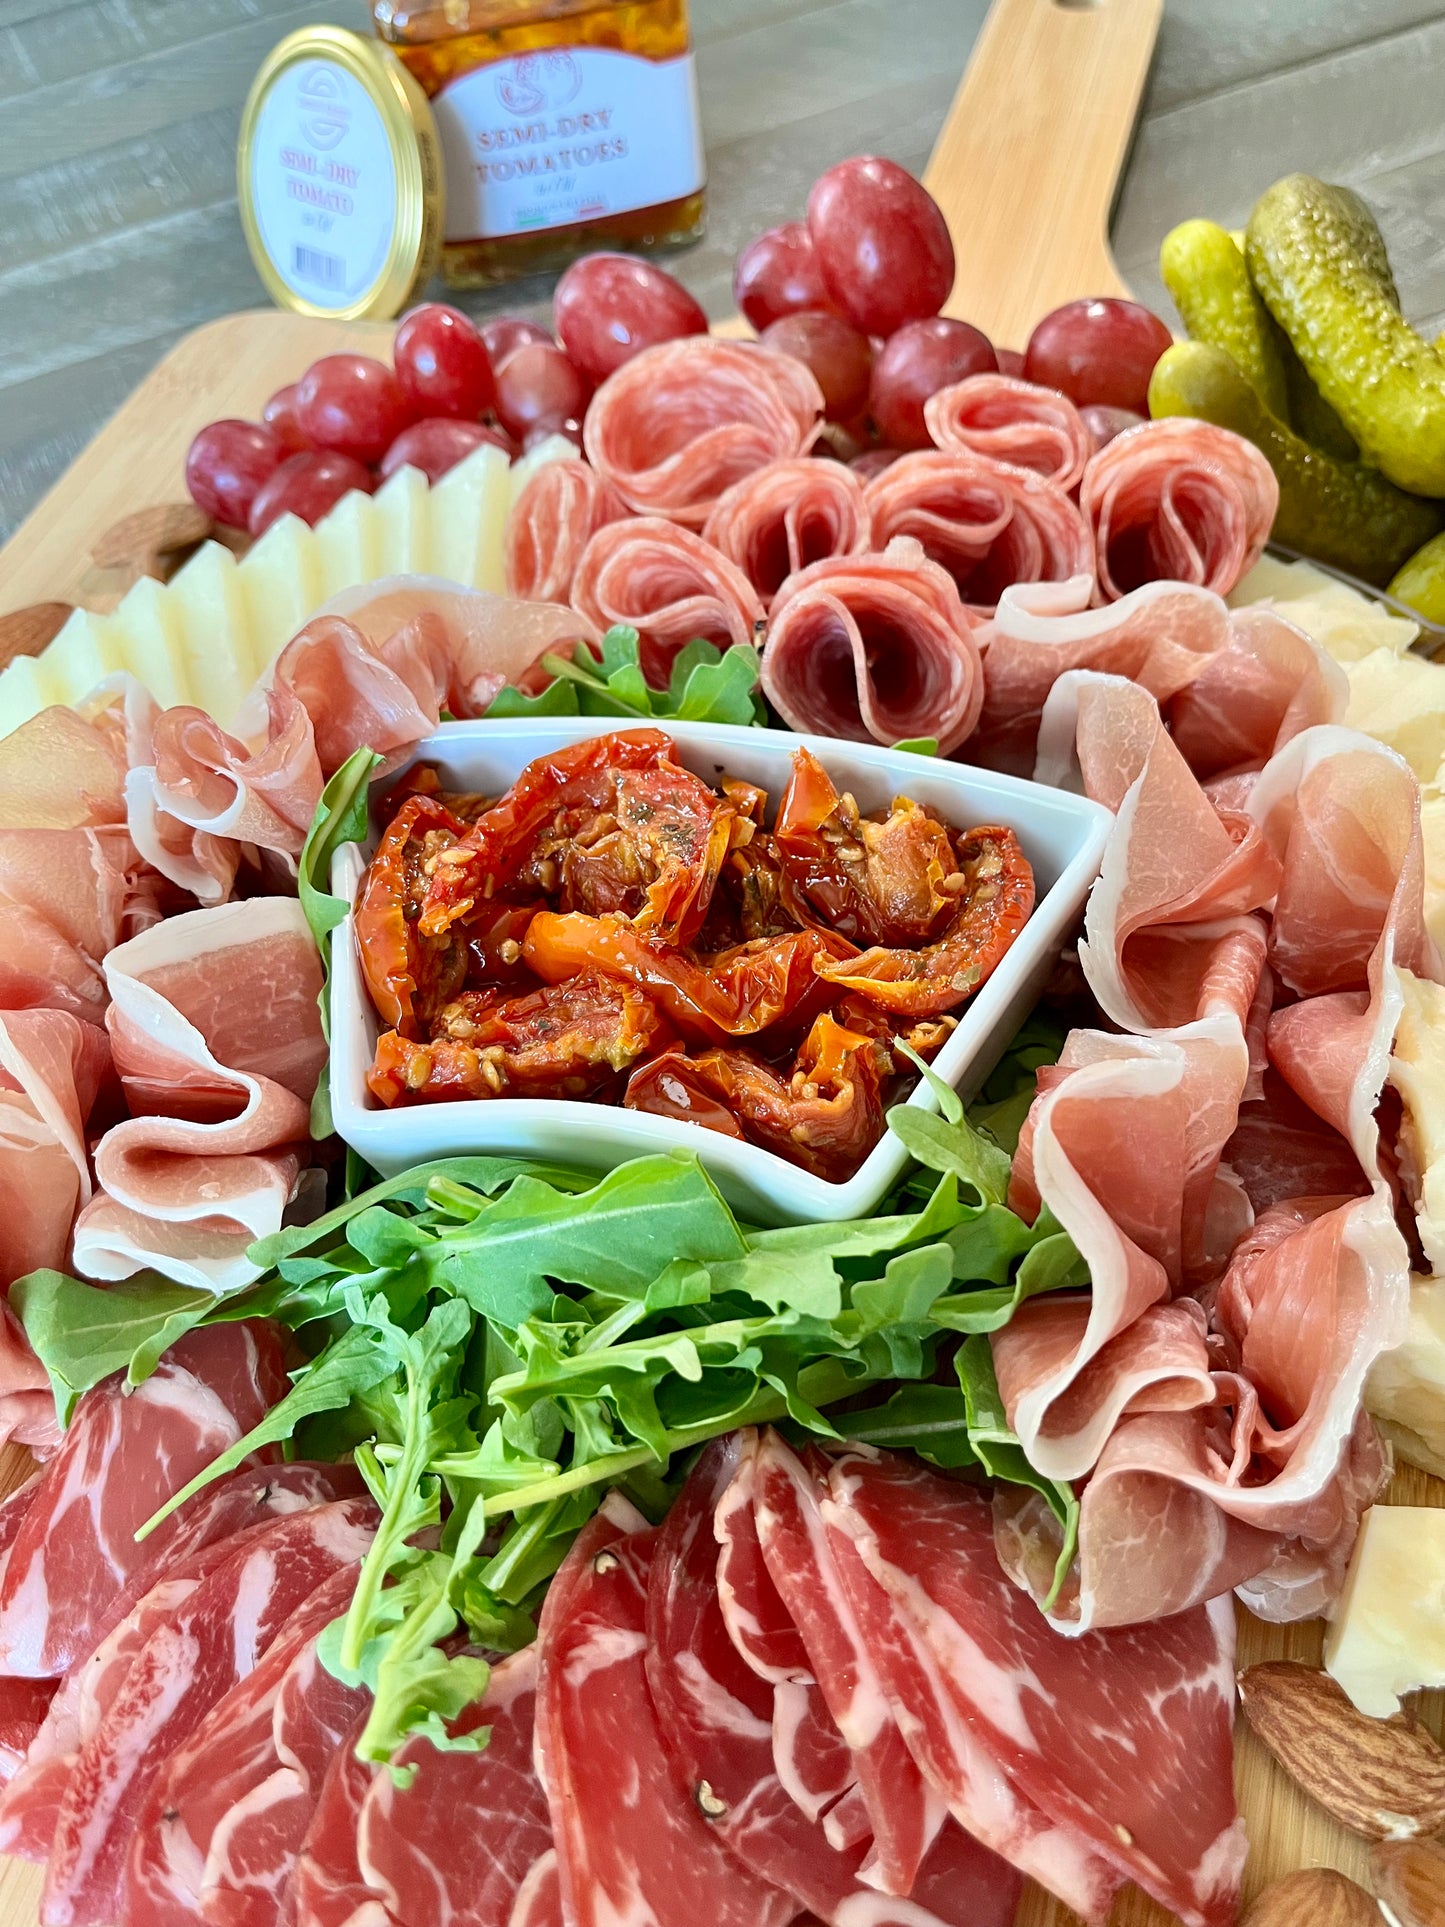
[760,538,984,752]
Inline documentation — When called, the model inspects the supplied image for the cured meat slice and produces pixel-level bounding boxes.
[42,1496,377,1927]
[1166,606,1348,781]
[864,450,1092,615]
[0,1465,362,1865]
[358,1645,553,1927]
[506,457,630,604]
[290,1714,395,1927]
[0,1677,55,1788]
[70,899,327,1291]
[0,1323,285,1679]
[760,539,984,753]
[924,376,1092,491]
[750,1433,937,1896]
[569,518,766,685]
[125,1563,365,1927]
[972,575,1227,777]
[507,1851,562,1927]
[823,1449,1247,1927]
[701,458,872,602]
[583,337,824,525]
[647,1435,1020,1927]
[1080,418,1278,602]
[538,1495,796,1927]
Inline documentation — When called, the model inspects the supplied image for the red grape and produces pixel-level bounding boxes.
[1080,403,1144,453]
[261,385,312,456]
[493,342,589,441]
[761,311,872,422]
[394,304,495,420]
[869,317,997,448]
[295,354,413,465]
[1024,299,1174,414]
[850,447,901,481]
[380,418,512,484]
[479,316,554,371]
[995,347,1026,379]
[734,222,831,331]
[248,451,374,537]
[185,420,286,528]
[554,254,708,384]
[806,158,954,337]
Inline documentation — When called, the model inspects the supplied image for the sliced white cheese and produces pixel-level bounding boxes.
[1230,558,1420,663]
[44,608,146,705]
[237,514,328,666]
[165,541,257,695]
[315,488,382,598]
[372,464,433,577]
[1325,1503,1445,1716]
[1367,1274,1445,1481]
[1345,648,1445,783]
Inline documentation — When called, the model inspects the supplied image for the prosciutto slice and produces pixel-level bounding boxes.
[506,458,630,604]
[701,458,872,603]
[71,898,326,1291]
[1079,418,1278,602]
[924,376,1092,491]
[864,450,1092,616]
[537,1496,796,1927]
[42,1496,376,1926]
[823,1450,1246,1927]
[583,337,824,525]
[0,1323,284,1679]
[569,519,766,686]
[358,1646,554,1927]
[761,539,984,753]
[290,1714,395,1927]
[1167,606,1348,780]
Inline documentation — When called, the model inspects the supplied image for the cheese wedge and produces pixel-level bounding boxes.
[1325,1503,1445,1715]
[0,435,571,738]
[1367,1274,1445,1482]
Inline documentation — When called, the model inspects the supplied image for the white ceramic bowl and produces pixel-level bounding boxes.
[329,720,1111,1225]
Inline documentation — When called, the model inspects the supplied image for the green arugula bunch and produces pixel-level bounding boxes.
[484,625,767,728]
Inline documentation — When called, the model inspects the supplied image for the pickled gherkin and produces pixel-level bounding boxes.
[1160,219,1289,420]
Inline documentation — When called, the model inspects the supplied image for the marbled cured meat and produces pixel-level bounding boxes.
[701,458,872,602]
[1166,606,1348,781]
[506,457,630,604]
[823,1449,1246,1927]
[583,338,824,526]
[924,376,1092,492]
[761,539,984,753]
[1080,419,1278,602]
[289,1714,395,1927]
[569,518,766,685]
[864,451,1092,616]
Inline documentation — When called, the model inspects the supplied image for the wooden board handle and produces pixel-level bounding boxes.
[923,0,1163,349]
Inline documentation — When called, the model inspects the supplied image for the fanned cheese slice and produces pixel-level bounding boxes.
[0,435,572,737]
[1325,1503,1445,1715]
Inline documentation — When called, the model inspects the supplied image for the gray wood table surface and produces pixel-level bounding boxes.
[1,0,1442,545]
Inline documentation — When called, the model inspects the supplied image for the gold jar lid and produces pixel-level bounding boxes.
[238,26,443,321]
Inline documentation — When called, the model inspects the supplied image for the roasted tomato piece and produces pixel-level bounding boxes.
[775,746,957,946]
[367,972,663,1105]
[697,833,804,950]
[620,1045,747,1142]
[819,825,1035,1016]
[465,900,545,990]
[354,794,470,1035]
[626,1013,886,1181]
[523,911,855,1044]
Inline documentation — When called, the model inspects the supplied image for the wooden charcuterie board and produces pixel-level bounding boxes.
[6,0,1441,1923]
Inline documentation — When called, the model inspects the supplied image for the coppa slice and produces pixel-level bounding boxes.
[0,1323,287,1678]
[537,1497,795,1927]
[751,1432,939,1895]
[124,1562,367,1927]
[823,1448,1246,1927]
[358,1645,552,1927]
[647,1437,1021,1927]
[42,1497,377,1927]
[289,1713,395,1927]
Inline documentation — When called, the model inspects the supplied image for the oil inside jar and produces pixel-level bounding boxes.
[375,0,706,287]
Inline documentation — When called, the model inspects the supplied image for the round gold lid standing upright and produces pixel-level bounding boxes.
[238,26,443,321]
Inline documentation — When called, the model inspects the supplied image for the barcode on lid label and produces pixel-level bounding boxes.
[292,243,346,290]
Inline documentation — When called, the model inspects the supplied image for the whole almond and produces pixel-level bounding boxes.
[1239,1662,1445,1840]
[91,502,212,573]
[0,602,73,667]
[1244,1869,1381,1927]
[1373,1837,1445,1927]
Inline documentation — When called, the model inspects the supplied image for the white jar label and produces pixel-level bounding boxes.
[434,46,705,244]
[248,58,400,308]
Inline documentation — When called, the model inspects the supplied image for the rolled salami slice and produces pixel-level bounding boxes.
[1080,418,1279,602]
[761,537,984,753]
[925,375,1092,491]
[570,518,765,685]
[506,458,630,604]
[864,450,1093,616]
[702,458,872,603]
[583,338,824,526]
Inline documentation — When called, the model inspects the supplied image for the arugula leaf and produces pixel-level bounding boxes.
[9,1270,215,1423]
[837,1383,978,1468]
[482,678,581,718]
[890,737,939,756]
[956,1334,1078,1610]
[485,628,765,729]
[297,747,383,1138]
